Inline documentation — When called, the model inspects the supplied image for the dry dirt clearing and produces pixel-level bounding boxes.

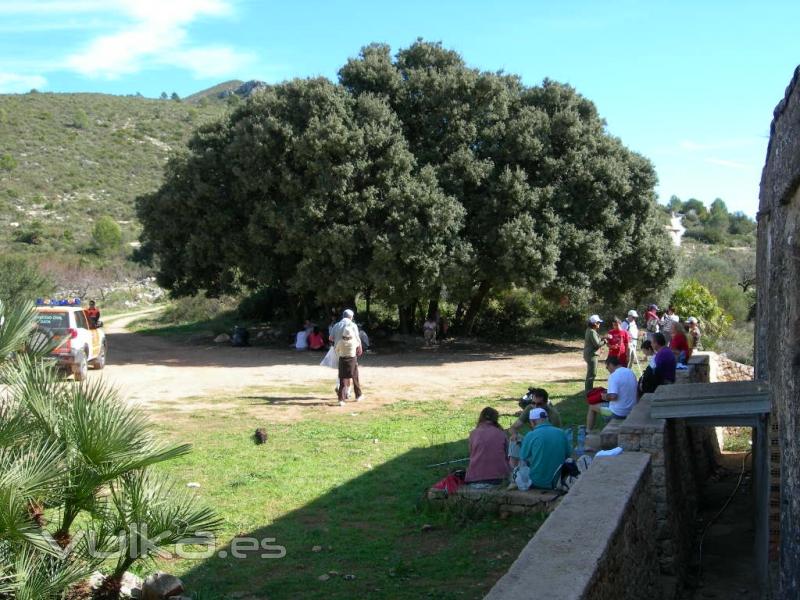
[98,311,585,421]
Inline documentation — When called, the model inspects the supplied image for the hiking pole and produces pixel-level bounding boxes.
[426,457,469,468]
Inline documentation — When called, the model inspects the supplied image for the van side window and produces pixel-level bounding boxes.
[75,311,89,329]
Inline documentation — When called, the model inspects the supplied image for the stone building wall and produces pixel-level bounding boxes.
[757,64,800,599]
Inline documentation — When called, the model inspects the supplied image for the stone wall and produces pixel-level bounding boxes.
[485,453,660,600]
[757,64,800,599]
[617,397,717,591]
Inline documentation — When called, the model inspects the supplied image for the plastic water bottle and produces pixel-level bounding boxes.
[563,427,574,448]
[577,425,587,457]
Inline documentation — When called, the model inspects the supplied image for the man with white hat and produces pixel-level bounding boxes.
[621,309,640,369]
[329,309,364,406]
[583,314,605,392]
[518,407,572,489]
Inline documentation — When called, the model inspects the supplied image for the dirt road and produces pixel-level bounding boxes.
[99,311,585,419]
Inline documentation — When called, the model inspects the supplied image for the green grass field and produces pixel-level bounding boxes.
[146,381,589,599]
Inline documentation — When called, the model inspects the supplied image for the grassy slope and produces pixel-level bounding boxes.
[148,381,590,599]
[0,91,227,254]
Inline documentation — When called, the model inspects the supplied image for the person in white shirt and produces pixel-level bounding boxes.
[329,309,364,406]
[294,329,308,351]
[586,355,638,431]
[621,309,640,367]
[660,305,680,346]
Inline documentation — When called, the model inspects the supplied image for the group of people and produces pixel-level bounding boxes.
[461,388,571,491]
[295,316,370,353]
[583,305,702,431]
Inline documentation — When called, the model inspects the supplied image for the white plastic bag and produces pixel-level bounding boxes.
[320,346,338,369]
[513,465,532,491]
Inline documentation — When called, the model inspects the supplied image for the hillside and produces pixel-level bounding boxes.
[184,80,244,104]
[0,91,227,255]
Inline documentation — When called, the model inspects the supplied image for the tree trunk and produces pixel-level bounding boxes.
[461,280,492,336]
[427,290,441,320]
[365,289,372,328]
[398,304,411,334]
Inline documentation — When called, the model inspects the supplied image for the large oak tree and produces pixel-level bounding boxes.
[139,41,674,330]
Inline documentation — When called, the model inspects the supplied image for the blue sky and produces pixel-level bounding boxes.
[2,0,798,216]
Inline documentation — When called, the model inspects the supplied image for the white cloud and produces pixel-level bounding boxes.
[170,46,256,78]
[0,72,47,93]
[61,0,252,79]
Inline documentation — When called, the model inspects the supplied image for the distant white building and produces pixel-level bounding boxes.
[666,213,686,247]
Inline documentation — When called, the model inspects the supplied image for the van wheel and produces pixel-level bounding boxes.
[73,352,88,382]
[91,343,106,370]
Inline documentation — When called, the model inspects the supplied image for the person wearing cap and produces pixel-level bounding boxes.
[621,309,639,365]
[465,407,510,488]
[583,314,605,392]
[644,304,660,343]
[586,355,638,431]
[518,407,572,490]
[507,388,563,468]
[330,309,364,406]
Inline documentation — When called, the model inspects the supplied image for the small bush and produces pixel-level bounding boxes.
[162,294,233,324]
[237,287,291,321]
[670,280,732,337]
[473,288,535,341]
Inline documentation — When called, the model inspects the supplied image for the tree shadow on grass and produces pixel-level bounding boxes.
[176,440,542,600]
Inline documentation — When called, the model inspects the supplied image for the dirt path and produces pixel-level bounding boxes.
[97,312,585,420]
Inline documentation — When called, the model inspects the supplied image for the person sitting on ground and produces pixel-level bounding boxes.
[303,319,315,336]
[606,317,631,367]
[586,355,638,431]
[652,332,676,385]
[669,322,690,363]
[358,325,370,352]
[294,328,309,351]
[465,407,510,488]
[507,388,562,468]
[307,326,326,351]
[423,315,438,345]
[638,339,659,397]
[518,408,572,490]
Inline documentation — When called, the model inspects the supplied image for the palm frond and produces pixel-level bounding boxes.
[0,300,38,363]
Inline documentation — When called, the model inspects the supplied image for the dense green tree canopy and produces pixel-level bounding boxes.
[139,41,675,330]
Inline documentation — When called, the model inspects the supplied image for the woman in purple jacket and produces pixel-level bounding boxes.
[465,407,510,488]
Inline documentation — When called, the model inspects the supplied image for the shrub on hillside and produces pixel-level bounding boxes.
[91,215,122,255]
[0,255,53,304]
[670,280,732,337]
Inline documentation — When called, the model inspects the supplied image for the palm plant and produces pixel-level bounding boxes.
[0,300,220,599]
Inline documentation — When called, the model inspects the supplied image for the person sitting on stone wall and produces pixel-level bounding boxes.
[507,388,563,468]
[465,407,509,489]
[652,333,676,385]
[517,408,572,490]
[586,355,638,431]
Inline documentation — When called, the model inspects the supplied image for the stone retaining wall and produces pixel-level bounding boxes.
[485,453,660,600]
[427,486,562,516]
